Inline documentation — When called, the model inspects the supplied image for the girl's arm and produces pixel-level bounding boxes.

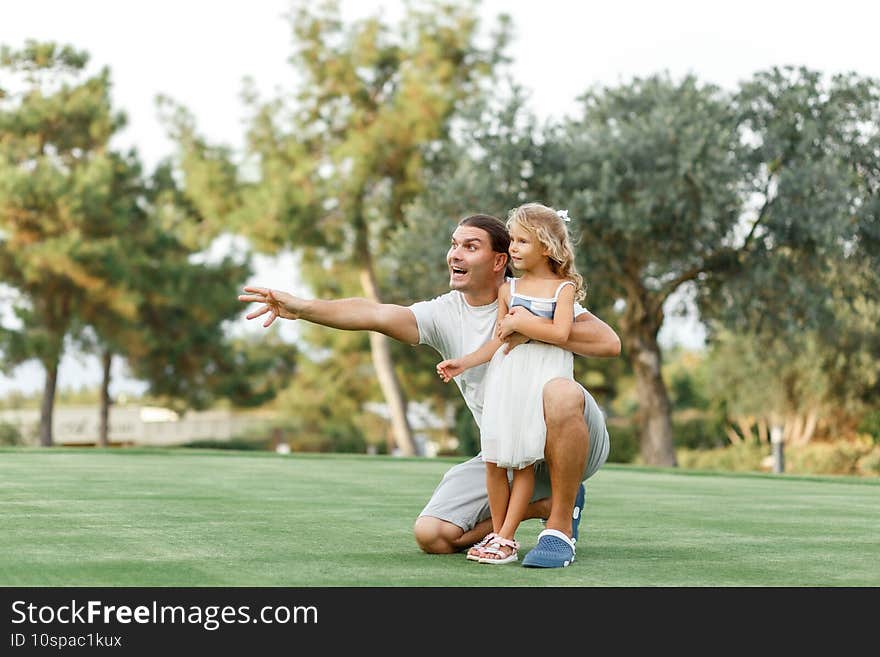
[503,308,622,357]
[439,335,503,380]
[436,284,509,383]
[498,284,575,345]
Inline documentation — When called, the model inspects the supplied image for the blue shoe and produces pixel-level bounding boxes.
[572,483,586,543]
[538,483,586,541]
[522,529,576,568]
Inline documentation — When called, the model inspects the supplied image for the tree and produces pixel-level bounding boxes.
[389,68,878,466]
[536,68,880,466]
[65,150,146,446]
[0,41,296,446]
[700,67,880,335]
[704,258,880,449]
[539,74,744,465]
[120,162,298,415]
[165,0,510,455]
[0,41,137,445]
[698,67,880,453]
[704,330,829,447]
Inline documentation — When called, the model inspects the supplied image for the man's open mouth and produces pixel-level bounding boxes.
[450,266,467,276]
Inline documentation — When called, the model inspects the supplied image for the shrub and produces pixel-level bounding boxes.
[607,421,639,463]
[0,422,22,446]
[676,436,880,477]
[857,410,880,443]
[856,446,880,477]
[672,415,728,450]
[676,443,768,472]
[784,436,875,476]
[606,414,727,464]
[325,422,367,454]
[454,404,480,457]
[183,437,272,451]
[285,421,367,454]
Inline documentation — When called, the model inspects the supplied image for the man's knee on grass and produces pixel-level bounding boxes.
[413,516,460,554]
[542,378,586,430]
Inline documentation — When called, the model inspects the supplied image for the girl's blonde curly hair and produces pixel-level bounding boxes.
[506,202,586,302]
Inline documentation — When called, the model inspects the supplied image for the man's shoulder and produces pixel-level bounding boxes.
[409,290,459,332]
[408,290,464,348]
[412,290,498,320]
[412,290,462,311]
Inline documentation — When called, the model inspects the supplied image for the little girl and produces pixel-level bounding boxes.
[436,202,585,564]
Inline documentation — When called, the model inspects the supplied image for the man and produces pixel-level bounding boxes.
[238,213,620,567]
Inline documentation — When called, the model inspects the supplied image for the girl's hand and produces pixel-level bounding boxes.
[502,332,530,354]
[436,359,465,383]
[498,309,522,338]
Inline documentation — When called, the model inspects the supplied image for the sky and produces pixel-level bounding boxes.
[2,0,879,396]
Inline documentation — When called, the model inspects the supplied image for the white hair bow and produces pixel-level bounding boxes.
[557,209,570,222]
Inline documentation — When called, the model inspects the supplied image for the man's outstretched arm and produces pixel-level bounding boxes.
[238,286,421,345]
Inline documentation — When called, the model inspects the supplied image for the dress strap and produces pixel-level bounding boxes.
[553,280,575,299]
[509,277,517,297]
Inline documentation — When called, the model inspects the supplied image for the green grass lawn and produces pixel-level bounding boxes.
[1,448,878,586]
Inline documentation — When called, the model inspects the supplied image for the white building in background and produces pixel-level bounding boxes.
[0,405,272,447]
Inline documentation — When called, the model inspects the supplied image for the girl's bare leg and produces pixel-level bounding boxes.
[483,464,535,560]
[485,463,510,534]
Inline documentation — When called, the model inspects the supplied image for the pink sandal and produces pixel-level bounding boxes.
[478,536,519,565]
[466,532,497,561]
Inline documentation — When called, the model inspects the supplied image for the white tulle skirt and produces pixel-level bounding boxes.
[479,341,574,469]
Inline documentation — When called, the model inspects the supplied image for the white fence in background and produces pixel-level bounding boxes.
[0,405,272,447]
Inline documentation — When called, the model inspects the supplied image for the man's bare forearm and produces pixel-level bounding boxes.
[240,286,419,343]
[506,311,621,358]
[563,311,621,358]
[299,297,381,330]
[300,297,420,345]
[508,311,620,358]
